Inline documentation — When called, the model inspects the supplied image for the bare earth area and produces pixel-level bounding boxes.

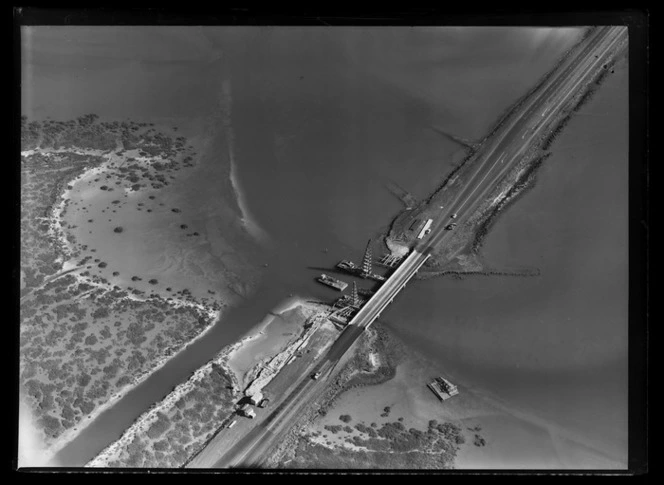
[87,299,334,468]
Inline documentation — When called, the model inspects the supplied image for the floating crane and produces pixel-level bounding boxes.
[336,240,386,282]
[350,281,360,308]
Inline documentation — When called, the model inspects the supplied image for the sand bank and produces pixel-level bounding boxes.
[87,297,328,467]
[222,78,269,244]
[223,296,324,389]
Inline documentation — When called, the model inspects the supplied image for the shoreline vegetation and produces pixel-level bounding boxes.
[270,319,625,470]
[21,29,629,470]
[252,32,629,469]
[266,324,468,469]
[87,299,329,468]
[381,29,628,277]
[19,114,256,463]
[85,337,240,468]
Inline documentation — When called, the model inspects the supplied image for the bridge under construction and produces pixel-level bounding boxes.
[336,240,386,282]
[329,281,365,325]
[197,26,629,469]
[327,240,392,325]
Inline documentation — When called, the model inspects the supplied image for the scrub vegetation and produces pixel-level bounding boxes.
[20,114,222,451]
[290,419,465,469]
[272,325,465,469]
[93,362,236,468]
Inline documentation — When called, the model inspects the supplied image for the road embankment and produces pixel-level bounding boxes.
[384,28,627,270]
[87,299,329,468]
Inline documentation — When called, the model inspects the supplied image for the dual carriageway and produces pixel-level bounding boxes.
[189,25,627,469]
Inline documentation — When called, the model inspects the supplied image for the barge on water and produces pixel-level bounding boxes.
[317,273,349,291]
[336,260,360,273]
[336,260,386,282]
[428,376,459,401]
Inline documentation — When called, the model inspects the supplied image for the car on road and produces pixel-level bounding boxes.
[445,223,457,230]
[311,372,321,380]
[451,213,457,219]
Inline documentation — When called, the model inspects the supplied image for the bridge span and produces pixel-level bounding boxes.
[346,248,431,328]
[189,25,627,469]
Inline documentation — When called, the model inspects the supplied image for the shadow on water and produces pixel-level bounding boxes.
[306,266,355,278]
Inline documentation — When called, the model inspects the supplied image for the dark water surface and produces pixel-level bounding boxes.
[21,27,626,467]
[382,51,629,463]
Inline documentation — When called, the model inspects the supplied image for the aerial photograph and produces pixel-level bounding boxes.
[17,11,645,473]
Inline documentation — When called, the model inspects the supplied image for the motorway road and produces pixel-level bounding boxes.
[194,26,627,469]
[420,26,627,251]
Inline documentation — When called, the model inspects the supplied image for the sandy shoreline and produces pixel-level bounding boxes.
[221,295,317,389]
[20,125,239,464]
[86,296,324,467]
[86,337,240,467]
[42,292,222,465]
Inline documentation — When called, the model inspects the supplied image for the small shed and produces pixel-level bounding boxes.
[247,391,263,406]
[237,404,256,419]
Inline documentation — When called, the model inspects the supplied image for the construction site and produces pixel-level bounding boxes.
[316,240,403,327]
[228,241,394,422]
[219,239,410,428]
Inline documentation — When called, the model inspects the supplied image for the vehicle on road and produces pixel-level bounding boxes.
[445,223,457,230]
[417,219,434,239]
[188,27,628,469]
[227,420,237,429]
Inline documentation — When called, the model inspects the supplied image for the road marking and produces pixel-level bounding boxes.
[448,28,625,222]
[422,29,623,256]
[207,27,627,470]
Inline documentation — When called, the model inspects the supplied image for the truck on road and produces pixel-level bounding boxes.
[417,219,434,239]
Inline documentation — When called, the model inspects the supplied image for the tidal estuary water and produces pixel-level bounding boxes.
[22,26,626,467]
